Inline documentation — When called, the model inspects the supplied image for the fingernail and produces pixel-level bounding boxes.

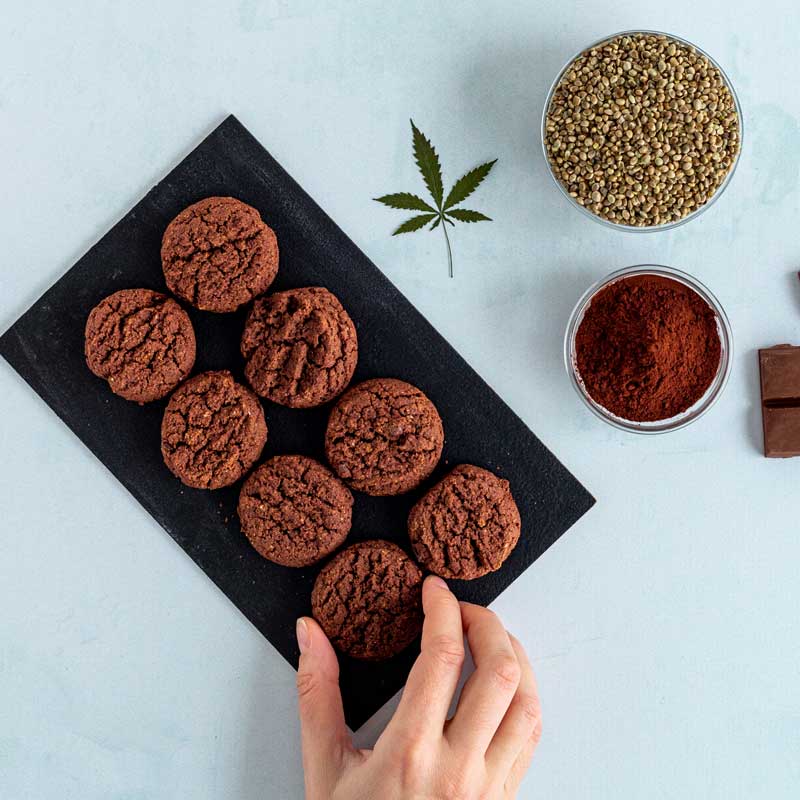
[296,618,311,654]
[427,575,448,590]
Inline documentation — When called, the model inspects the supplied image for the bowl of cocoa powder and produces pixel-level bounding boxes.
[565,265,732,433]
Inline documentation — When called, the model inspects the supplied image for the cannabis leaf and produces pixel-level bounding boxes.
[446,209,492,223]
[443,160,496,210]
[374,120,496,277]
[411,121,443,209]
[374,192,436,213]
[393,213,438,234]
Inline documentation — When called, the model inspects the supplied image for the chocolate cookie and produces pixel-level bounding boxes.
[324,378,444,495]
[161,197,279,313]
[311,540,423,660]
[238,455,353,567]
[161,370,267,489]
[241,287,357,408]
[85,288,195,403]
[408,464,521,580]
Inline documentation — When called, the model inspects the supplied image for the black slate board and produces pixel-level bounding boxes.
[0,115,595,729]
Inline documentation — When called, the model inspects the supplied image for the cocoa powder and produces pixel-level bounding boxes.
[575,274,721,422]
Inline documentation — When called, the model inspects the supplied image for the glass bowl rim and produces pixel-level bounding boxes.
[540,29,744,233]
[563,264,733,434]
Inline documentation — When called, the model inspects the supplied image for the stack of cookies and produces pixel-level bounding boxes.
[84,196,521,662]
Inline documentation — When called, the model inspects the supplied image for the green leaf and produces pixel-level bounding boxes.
[443,159,497,210]
[410,120,443,209]
[392,213,438,235]
[446,208,492,223]
[373,120,498,276]
[374,192,436,212]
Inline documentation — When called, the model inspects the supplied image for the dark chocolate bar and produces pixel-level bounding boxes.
[759,345,800,458]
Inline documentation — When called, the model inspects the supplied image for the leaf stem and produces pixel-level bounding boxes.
[441,215,453,278]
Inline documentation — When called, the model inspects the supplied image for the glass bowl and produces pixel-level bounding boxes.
[564,265,733,433]
[541,30,744,232]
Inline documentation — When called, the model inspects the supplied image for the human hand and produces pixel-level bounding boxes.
[296,575,542,799]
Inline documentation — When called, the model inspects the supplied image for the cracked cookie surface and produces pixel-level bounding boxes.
[311,540,423,660]
[161,370,267,489]
[324,378,444,495]
[241,287,357,408]
[85,288,195,403]
[238,455,353,567]
[161,197,279,313]
[408,464,521,580]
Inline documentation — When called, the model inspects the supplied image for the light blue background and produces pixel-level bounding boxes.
[1,1,799,798]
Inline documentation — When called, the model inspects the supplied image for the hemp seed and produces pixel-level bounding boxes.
[544,33,740,227]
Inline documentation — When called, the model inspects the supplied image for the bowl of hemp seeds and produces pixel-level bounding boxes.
[541,31,742,230]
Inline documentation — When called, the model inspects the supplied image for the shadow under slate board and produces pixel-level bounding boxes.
[0,115,595,730]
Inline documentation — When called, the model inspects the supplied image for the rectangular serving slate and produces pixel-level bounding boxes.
[0,115,595,729]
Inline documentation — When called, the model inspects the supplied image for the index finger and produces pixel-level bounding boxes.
[381,576,465,743]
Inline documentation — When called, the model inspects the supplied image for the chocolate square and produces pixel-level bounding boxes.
[759,345,800,403]
[763,407,800,458]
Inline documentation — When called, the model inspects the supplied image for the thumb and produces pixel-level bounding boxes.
[296,617,351,793]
